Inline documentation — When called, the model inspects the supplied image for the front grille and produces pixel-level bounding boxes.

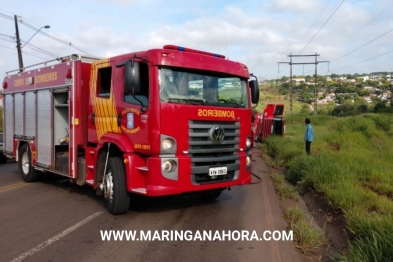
[189,120,240,184]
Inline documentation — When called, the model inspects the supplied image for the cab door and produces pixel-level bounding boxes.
[113,62,151,152]
[87,59,121,144]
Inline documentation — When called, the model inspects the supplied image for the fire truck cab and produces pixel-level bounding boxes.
[2,45,260,214]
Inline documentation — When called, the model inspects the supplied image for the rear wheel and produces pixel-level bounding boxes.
[19,144,38,182]
[102,157,130,215]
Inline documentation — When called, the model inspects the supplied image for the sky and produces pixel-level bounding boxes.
[0,0,392,86]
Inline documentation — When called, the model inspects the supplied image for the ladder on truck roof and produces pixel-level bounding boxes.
[6,54,100,75]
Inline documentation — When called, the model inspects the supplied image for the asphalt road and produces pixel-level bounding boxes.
[0,149,303,262]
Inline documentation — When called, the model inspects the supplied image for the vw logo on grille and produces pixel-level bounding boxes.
[209,126,225,144]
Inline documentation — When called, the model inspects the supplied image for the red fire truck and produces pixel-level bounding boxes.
[252,104,285,142]
[2,45,259,214]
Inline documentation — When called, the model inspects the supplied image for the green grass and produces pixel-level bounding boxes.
[292,220,326,254]
[255,92,304,114]
[283,207,326,255]
[270,171,325,254]
[261,113,393,260]
[270,172,298,200]
[284,206,304,225]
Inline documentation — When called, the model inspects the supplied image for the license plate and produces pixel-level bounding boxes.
[209,166,227,176]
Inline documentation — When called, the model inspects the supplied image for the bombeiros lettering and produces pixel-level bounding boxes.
[198,109,235,118]
[35,72,57,84]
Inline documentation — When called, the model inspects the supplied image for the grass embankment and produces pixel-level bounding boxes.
[270,170,326,254]
[263,113,393,261]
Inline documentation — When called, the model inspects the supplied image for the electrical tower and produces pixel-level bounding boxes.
[278,53,329,115]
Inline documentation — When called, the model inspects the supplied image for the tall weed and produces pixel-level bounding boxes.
[261,114,393,261]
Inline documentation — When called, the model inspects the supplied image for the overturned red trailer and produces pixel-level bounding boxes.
[253,104,285,142]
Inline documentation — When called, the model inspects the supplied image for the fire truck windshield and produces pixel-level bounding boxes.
[159,67,249,108]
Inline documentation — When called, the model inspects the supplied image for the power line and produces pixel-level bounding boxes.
[278,53,329,115]
[17,17,97,57]
[0,12,97,57]
[0,43,49,60]
[280,0,344,73]
[0,44,15,50]
[330,50,393,72]
[336,3,393,45]
[297,0,345,56]
[300,0,332,45]
[304,27,393,75]
[0,34,15,42]
[23,42,60,58]
[331,28,393,63]
[0,33,60,58]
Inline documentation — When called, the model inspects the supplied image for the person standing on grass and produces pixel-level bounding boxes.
[304,118,314,155]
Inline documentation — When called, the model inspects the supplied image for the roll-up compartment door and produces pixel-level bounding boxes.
[4,94,14,153]
[14,93,24,136]
[36,90,52,168]
[25,91,36,138]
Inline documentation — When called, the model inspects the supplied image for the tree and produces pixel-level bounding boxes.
[358,104,368,113]
[366,80,378,87]
[374,102,387,113]
[336,94,345,104]
[331,104,357,116]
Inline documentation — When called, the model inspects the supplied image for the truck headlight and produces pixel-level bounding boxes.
[246,137,252,150]
[162,160,177,173]
[162,138,175,150]
[246,156,251,167]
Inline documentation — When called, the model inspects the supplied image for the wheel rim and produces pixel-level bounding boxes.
[103,170,114,201]
[21,151,29,174]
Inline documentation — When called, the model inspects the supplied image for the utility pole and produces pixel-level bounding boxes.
[278,53,329,115]
[14,15,24,72]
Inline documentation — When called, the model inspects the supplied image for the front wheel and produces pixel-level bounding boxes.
[200,190,222,201]
[0,154,7,164]
[102,157,130,215]
[19,144,38,182]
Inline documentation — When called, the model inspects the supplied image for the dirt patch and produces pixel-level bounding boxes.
[301,189,351,253]
[274,172,351,261]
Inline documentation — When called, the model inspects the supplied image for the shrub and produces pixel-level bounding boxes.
[374,102,386,113]
[331,104,358,117]
[373,114,392,132]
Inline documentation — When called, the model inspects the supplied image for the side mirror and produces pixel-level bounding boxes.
[124,61,141,94]
[249,80,260,104]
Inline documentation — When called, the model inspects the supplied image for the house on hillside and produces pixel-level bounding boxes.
[360,76,369,82]
[363,96,372,104]
[293,78,305,85]
[364,86,374,92]
[326,93,336,102]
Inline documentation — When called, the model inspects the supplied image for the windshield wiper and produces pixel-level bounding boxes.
[167,98,205,105]
[207,101,243,108]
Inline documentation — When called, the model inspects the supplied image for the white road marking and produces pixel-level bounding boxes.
[11,211,104,262]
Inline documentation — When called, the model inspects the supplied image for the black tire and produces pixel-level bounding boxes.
[18,144,38,182]
[200,190,222,201]
[0,154,7,164]
[103,157,130,215]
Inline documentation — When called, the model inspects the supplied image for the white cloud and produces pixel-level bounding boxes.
[1,0,393,83]
[268,0,321,13]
